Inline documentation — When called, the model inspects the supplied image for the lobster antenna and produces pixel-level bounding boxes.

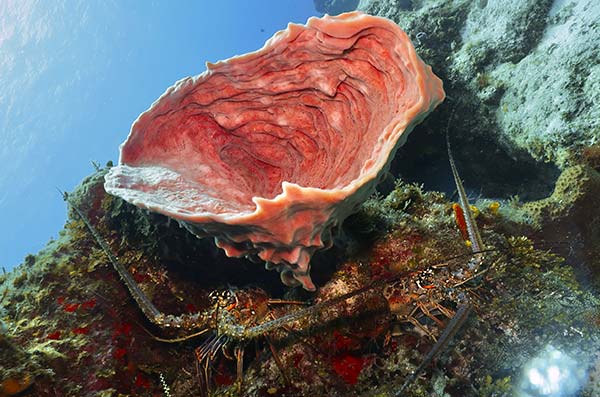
[395,304,472,396]
[393,115,484,395]
[446,130,484,253]
[58,188,163,322]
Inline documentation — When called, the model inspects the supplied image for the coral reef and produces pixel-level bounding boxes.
[2,2,600,396]
[1,167,598,396]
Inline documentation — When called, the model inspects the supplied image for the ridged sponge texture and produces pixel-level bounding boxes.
[104,12,445,290]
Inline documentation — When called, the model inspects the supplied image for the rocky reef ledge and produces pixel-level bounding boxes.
[1,164,599,396]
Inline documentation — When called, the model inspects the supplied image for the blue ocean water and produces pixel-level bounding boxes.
[0,0,320,272]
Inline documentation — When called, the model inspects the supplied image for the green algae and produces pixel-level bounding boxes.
[479,375,513,397]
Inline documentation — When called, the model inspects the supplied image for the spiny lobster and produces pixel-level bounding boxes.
[60,132,495,395]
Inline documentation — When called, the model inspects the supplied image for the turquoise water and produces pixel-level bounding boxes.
[0,0,320,271]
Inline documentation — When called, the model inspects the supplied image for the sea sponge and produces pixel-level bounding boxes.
[104,12,444,290]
